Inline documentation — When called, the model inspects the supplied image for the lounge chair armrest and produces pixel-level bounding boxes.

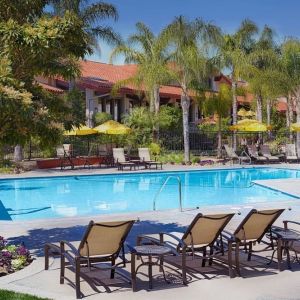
[220,230,236,242]
[137,234,161,246]
[60,240,79,256]
[283,220,300,229]
[160,232,186,247]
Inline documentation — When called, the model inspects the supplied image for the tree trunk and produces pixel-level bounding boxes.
[232,82,238,150]
[256,93,263,123]
[14,145,23,162]
[287,95,294,141]
[217,116,222,158]
[181,86,190,163]
[266,99,271,138]
[152,85,160,142]
[294,88,300,155]
[69,78,76,91]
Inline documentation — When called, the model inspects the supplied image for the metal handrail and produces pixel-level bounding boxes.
[153,176,182,212]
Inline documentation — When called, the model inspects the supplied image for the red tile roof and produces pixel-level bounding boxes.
[37,82,64,94]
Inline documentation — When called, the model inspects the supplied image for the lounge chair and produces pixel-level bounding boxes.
[222,208,285,277]
[223,145,251,165]
[56,144,74,170]
[285,144,299,163]
[54,220,135,299]
[247,145,268,164]
[259,145,280,163]
[137,212,234,284]
[113,148,136,171]
[138,148,163,169]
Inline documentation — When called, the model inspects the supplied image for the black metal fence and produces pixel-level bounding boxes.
[1,129,296,160]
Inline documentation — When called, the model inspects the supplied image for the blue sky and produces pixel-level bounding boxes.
[88,0,300,64]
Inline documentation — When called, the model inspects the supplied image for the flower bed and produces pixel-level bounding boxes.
[0,237,32,276]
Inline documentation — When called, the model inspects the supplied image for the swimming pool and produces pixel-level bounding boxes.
[0,167,299,221]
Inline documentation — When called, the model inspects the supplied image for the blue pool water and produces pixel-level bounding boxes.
[0,168,299,221]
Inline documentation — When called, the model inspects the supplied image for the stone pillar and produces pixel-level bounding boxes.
[85,88,95,127]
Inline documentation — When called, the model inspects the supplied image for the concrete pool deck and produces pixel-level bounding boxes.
[1,164,300,299]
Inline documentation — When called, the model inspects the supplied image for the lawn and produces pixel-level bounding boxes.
[0,290,50,300]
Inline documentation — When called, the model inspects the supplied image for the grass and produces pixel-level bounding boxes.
[0,166,14,174]
[0,290,50,300]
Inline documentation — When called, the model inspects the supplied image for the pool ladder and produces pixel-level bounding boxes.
[153,176,183,212]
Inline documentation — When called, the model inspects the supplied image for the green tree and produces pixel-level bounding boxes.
[222,19,258,149]
[280,39,300,153]
[203,84,232,157]
[165,16,221,162]
[0,2,91,160]
[111,22,171,140]
[50,0,120,50]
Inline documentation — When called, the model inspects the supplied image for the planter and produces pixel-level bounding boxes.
[36,157,104,169]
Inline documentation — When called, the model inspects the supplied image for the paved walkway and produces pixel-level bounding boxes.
[1,164,300,299]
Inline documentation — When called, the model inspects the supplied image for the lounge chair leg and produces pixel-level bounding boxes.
[277,238,283,271]
[131,252,136,292]
[182,247,188,285]
[202,247,206,267]
[235,242,241,277]
[228,241,234,278]
[45,244,49,270]
[247,242,252,261]
[75,257,81,299]
[111,258,115,279]
[209,246,213,266]
[60,242,65,284]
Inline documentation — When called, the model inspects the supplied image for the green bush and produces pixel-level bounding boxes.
[93,112,112,126]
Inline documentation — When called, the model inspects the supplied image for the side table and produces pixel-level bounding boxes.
[131,244,171,291]
[269,227,300,270]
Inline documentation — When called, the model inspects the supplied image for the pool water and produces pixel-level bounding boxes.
[0,168,299,221]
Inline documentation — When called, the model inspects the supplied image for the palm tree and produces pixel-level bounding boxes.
[50,0,120,50]
[222,19,258,149]
[203,84,232,157]
[165,16,221,162]
[280,39,300,153]
[110,22,171,140]
[246,25,279,123]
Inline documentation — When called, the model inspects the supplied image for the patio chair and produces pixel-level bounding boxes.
[259,145,280,163]
[247,145,268,164]
[113,148,136,171]
[138,148,163,169]
[58,220,135,299]
[221,208,285,278]
[56,144,74,170]
[137,212,234,284]
[223,145,251,165]
[285,144,299,163]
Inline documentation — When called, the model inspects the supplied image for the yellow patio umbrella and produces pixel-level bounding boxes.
[93,120,131,135]
[237,108,248,117]
[290,123,300,132]
[229,119,270,132]
[245,110,256,117]
[64,125,97,136]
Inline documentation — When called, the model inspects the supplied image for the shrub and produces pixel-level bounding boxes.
[93,112,112,126]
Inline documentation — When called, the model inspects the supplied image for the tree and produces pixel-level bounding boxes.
[245,25,280,123]
[280,39,300,153]
[50,0,120,50]
[111,22,171,140]
[165,16,221,162]
[203,84,232,157]
[222,19,258,149]
[0,2,91,160]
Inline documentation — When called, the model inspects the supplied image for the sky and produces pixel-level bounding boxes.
[87,0,300,64]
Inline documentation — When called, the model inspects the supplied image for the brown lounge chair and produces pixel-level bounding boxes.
[247,145,268,164]
[138,148,163,169]
[113,148,136,171]
[56,144,74,170]
[285,144,299,163]
[55,220,135,299]
[222,208,284,277]
[137,212,234,284]
[259,145,280,163]
[224,145,251,165]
